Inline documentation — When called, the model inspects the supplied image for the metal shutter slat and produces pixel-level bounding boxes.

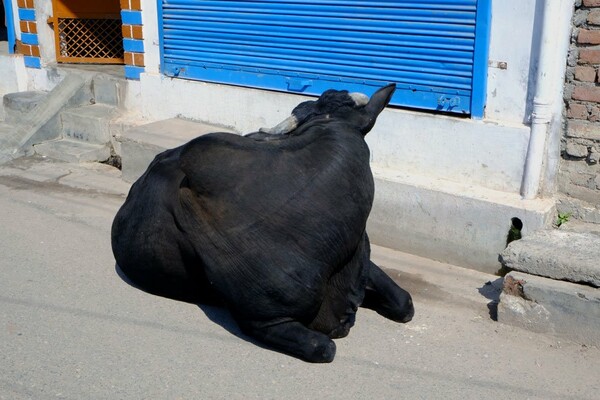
[160,0,490,114]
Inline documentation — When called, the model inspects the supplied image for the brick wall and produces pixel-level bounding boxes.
[562,0,600,223]
[120,0,145,80]
[15,0,41,68]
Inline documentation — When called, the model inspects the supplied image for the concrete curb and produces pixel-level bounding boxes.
[500,229,600,287]
[498,271,600,347]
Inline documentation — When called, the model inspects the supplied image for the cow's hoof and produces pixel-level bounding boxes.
[304,338,336,363]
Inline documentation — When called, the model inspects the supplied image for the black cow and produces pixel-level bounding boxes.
[111,84,414,363]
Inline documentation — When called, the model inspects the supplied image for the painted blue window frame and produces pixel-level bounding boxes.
[4,0,16,53]
[158,0,492,118]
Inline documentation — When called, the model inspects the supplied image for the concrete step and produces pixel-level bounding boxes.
[2,91,48,125]
[60,104,118,144]
[0,74,94,165]
[91,74,125,107]
[0,122,23,163]
[498,271,600,348]
[33,139,110,163]
[367,166,556,274]
[117,118,236,183]
[500,228,600,286]
[498,226,600,346]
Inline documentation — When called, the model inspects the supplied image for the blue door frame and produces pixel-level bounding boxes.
[3,0,16,53]
[158,1,492,119]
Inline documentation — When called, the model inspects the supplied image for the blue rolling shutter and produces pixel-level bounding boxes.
[159,0,491,117]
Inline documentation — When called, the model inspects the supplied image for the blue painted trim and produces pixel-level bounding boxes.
[4,0,16,53]
[123,38,144,53]
[121,10,143,25]
[18,8,36,21]
[470,0,492,119]
[163,61,471,114]
[21,33,39,46]
[24,56,41,69]
[125,65,145,80]
[157,0,166,75]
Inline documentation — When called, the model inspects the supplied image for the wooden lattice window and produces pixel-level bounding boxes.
[56,17,124,63]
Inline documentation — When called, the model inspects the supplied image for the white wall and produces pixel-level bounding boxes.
[485,0,539,124]
[34,1,55,65]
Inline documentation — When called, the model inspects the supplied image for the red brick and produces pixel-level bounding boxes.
[16,41,33,56]
[124,52,133,65]
[573,86,600,102]
[567,120,600,140]
[568,102,589,119]
[575,66,597,82]
[122,25,133,38]
[120,0,130,10]
[131,25,143,39]
[579,49,600,64]
[17,0,26,8]
[124,52,145,67]
[578,29,600,45]
[133,53,144,66]
[30,45,40,57]
[130,0,142,10]
[589,105,600,122]
[589,10,600,25]
[584,0,600,6]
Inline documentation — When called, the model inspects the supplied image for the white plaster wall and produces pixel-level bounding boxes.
[142,0,160,74]
[140,73,531,193]
[543,0,576,195]
[34,1,55,66]
[485,0,538,124]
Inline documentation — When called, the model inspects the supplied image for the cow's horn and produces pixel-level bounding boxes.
[349,92,369,106]
[259,115,298,135]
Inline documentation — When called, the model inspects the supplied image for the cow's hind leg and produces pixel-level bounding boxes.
[238,319,336,363]
[361,261,414,323]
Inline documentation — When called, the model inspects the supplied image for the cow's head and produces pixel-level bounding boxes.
[260,84,396,136]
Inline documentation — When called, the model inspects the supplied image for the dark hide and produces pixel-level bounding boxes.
[111,84,414,363]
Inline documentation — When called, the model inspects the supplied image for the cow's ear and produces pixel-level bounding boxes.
[359,84,395,134]
[365,84,396,119]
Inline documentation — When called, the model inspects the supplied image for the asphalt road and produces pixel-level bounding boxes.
[0,158,598,400]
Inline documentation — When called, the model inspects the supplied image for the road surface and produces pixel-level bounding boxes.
[0,157,598,399]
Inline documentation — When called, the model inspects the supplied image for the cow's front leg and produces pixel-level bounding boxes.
[361,261,414,323]
[238,319,336,363]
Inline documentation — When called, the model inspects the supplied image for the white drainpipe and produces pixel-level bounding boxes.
[520,0,564,199]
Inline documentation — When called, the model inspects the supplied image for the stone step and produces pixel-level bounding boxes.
[60,104,118,144]
[2,91,48,125]
[91,74,124,107]
[116,118,236,183]
[498,271,600,348]
[33,139,110,163]
[500,229,600,287]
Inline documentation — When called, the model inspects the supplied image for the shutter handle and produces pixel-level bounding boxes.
[286,78,312,92]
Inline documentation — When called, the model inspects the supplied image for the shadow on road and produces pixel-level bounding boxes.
[114,262,282,355]
[478,278,503,321]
